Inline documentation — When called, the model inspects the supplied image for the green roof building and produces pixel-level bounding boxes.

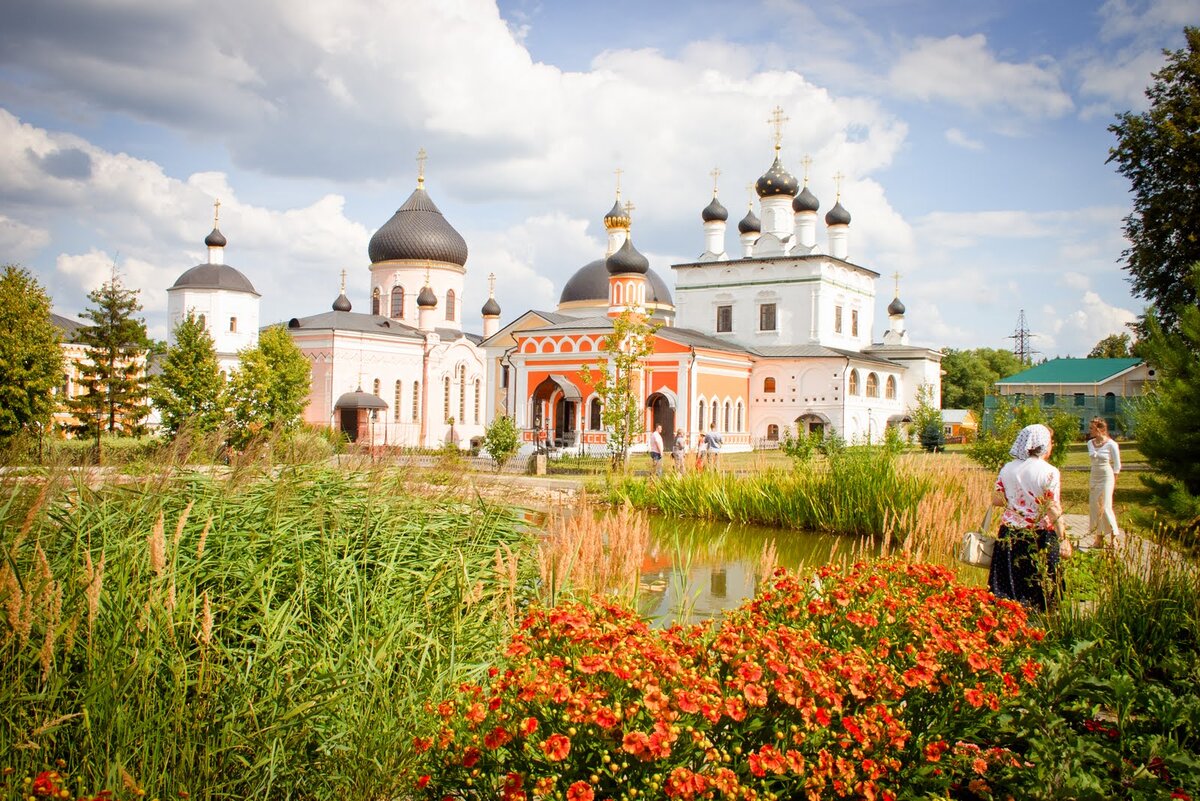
[985,357,1155,437]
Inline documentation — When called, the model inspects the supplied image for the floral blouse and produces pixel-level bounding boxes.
[995,457,1062,531]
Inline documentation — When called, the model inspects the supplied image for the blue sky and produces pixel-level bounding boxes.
[1,0,1195,357]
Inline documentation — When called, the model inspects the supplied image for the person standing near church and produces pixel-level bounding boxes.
[705,423,724,471]
[1087,418,1122,549]
[671,428,687,473]
[649,424,664,476]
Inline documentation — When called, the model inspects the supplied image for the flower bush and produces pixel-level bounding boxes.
[413,560,1048,800]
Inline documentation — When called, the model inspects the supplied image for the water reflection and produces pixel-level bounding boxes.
[638,516,870,626]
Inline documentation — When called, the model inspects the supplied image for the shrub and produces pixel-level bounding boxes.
[779,425,819,465]
[483,414,520,472]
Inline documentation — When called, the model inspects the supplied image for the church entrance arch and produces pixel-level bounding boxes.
[646,392,676,449]
[531,375,581,448]
[795,412,829,438]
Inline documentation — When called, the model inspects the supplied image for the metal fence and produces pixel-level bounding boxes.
[982,393,1137,437]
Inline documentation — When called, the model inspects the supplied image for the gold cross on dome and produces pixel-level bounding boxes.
[212,198,221,226]
[488,272,496,297]
[833,171,845,200]
[339,269,347,293]
[614,167,624,199]
[709,167,721,196]
[767,106,789,151]
[801,155,812,185]
[746,182,755,207]
[623,200,636,222]
[416,148,427,185]
[892,271,902,297]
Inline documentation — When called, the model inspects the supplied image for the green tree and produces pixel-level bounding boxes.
[1135,265,1200,495]
[68,272,152,438]
[940,348,1023,413]
[226,326,311,448]
[1088,332,1134,358]
[1108,27,1200,335]
[482,414,519,472]
[968,400,1073,472]
[151,312,225,436]
[580,308,659,470]
[909,383,944,453]
[0,266,64,442]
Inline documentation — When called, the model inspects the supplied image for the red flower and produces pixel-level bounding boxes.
[415,775,431,789]
[484,726,512,749]
[462,747,481,768]
[520,716,539,736]
[31,772,61,797]
[743,682,768,707]
[923,740,949,763]
[542,733,571,761]
[566,781,594,801]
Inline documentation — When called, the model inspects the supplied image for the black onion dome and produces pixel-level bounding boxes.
[368,187,469,266]
[204,228,227,247]
[606,238,649,275]
[417,285,438,308]
[888,297,906,316]
[481,296,501,316]
[825,201,851,226]
[755,156,799,197]
[603,199,630,229]
[792,186,819,213]
[702,197,728,222]
[332,293,352,312]
[559,259,673,305]
[738,209,761,234]
[170,263,259,296]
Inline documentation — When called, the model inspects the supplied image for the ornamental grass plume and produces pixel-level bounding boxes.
[539,500,649,601]
[148,512,166,578]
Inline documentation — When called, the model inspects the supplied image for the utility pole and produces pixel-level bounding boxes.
[1008,309,1039,366]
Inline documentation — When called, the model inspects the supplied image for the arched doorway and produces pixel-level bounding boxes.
[646,392,676,449]
[531,375,581,448]
[795,413,829,438]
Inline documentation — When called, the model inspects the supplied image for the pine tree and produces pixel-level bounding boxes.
[226,326,311,448]
[151,312,225,436]
[68,272,152,437]
[0,266,64,442]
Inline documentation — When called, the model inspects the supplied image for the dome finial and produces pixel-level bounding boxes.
[801,155,812,186]
[746,182,755,210]
[332,269,352,312]
[416,147,427,188]
[623,199,635,224]
[488,272,496,298]
[613,166,623,201]
[339,268,347,294]
[710,167,721,198]
[893,270,901,298]
[833,170,844,201]
[767,106,788,153]
[213,198,221,227]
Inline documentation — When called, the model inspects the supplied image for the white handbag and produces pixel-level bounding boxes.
[959,508,997,568]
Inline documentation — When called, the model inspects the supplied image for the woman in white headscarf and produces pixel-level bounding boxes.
[987,424,1071,610]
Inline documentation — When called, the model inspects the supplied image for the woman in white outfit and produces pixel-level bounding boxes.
[1087,417,1122,548]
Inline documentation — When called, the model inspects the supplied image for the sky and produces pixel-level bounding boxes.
[1,0,1196,357]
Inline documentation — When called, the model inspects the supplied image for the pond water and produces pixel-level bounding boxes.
[637,516,875,626]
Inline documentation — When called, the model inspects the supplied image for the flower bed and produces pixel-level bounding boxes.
[414,560,1046,800]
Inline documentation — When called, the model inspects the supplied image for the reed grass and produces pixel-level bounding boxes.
[538,498,649,602]
[0,466,536,800]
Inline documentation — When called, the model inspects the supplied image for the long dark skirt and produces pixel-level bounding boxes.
[987,525,1061,611]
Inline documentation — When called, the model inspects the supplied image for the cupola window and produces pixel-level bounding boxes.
[391,286,405,319]
[371,287,381,316]
[446,290,456,322]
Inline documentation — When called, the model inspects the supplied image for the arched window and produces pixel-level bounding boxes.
[458,366,466,423]
[724,402,731,431]
[885,376,896,400]
[697,400,705,431]
[736,401,744,432]
[711,401,719,430]
[848,369,859,396]
[767,424,780,441]
[446,290,456,322]
[371,287,381,315]
[412,381,420,423]
[589,397,602,430]
[613,283,623,305]
[866,372,879,398]
[444,376,452,422]
[763,377,776,393]
[391,286,405,319]
[394,380,402,422]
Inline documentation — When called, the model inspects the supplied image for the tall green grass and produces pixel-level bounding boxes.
[0,467,536,799]
[604,449,933,536]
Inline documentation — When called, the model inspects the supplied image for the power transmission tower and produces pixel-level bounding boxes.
[1008,309,1038,366]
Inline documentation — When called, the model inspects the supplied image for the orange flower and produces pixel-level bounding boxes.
[743,683,768,707]
[566,781,594,801]
[542,733,571,761]
[520,716,539,736]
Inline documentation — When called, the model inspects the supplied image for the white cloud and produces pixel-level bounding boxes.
[889,34,1073,120]
[1061,271,1091,290]
[0,214,51,261]
[1058,291,1138,354]
[945,128,984,151]
[1077,0,1191,114]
